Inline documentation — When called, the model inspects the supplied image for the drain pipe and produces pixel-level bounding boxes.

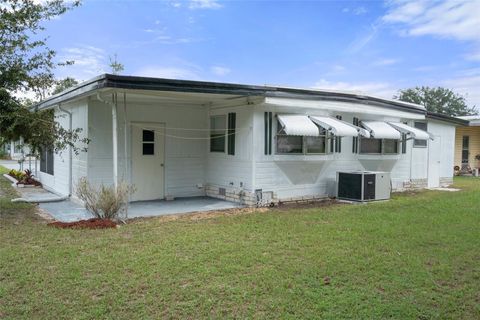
[57,104,73,196]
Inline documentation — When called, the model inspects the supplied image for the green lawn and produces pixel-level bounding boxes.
[1,166,479,319]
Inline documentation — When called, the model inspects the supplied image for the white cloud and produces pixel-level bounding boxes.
[342,6,368,15]
[136,66,200,80]
[383,1,480,42]
[313,79,397,99]
[442,73,480,108]
[372,58,400,66]
[347,23,379,53]
[353,7,368,15]
[210,66,230,76]
[188,0,222,10]
[57,45,108,80]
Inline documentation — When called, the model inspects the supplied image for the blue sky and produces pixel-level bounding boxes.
[45,0,480,107]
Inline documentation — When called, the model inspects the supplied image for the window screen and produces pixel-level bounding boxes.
[210,115,226,152]
[383,139,399,154]
[359,138,382,154]
[40,147,54,175]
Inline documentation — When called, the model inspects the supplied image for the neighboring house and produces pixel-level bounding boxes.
[33,74,463,205]
[1,139,30,160]
[455,115,480,171]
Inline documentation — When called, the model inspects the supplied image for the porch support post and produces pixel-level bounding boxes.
[112,92,118,189]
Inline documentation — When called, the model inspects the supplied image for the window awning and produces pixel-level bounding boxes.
[309,116,359,137]
[387,122,432,140]
[277,114,320,136]
[361,121,401,139]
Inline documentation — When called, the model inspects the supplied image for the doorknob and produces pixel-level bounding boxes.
[160,163,164,167]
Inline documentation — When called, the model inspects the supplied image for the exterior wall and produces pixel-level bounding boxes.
[252,103,426,202]
[38,99,89,196]
[45,92,457,204]
[87,97,208,198]
[454,126,480,169]
[205,104,255,204]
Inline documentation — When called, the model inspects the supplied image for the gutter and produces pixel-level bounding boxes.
[33,74,427,115]
[57,104,73,196]
[426,111,469,126]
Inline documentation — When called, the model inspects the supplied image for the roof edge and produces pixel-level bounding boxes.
[426,111,469,125]
[33,74,425,114]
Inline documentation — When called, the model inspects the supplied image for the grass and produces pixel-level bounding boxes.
[1,165,479,319]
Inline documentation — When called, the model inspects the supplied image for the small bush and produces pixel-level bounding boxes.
[75,178,135,220]
[8,169,25,181]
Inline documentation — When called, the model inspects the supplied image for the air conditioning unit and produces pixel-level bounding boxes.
[337,171,391,201]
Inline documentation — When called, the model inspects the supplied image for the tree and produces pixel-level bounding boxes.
[0,0,88,155]
[395,86,477,116]
[109,53,124,75]
[52,77,79,95]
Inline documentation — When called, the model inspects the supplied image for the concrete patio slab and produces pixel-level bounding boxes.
[38,196,244,222]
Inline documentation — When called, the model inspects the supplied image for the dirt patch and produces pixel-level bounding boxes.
[48,218,117,229]
[128,207,270,224]
[274,198,341,211]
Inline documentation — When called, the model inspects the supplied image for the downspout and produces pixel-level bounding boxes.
[57,104,73,196]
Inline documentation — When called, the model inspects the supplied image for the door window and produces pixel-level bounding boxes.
[142,130,155,155]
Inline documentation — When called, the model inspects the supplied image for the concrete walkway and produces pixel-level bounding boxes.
[39,197,244,222]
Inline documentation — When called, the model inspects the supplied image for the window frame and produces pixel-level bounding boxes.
[142,129,155,156]
[358,137,400,155]
[413,121,428,148]
[275,119,333,155]
[210,115,227,153]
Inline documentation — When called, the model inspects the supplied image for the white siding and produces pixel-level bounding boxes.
[38,99,88,196]
[206,105,254,191]
[87,98,208,198]
[252,103,429,200]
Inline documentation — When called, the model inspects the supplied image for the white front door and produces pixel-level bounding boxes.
[131,123,165,201]
[428,136,441,188]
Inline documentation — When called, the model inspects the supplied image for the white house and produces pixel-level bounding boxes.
[33,74,463,206]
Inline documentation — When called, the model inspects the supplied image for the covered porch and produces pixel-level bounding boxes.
[39,196,244,222]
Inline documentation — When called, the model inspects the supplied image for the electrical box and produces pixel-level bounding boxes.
[337,171,391,201]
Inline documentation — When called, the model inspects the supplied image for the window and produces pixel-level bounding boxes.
[276,120,331,154]
[413,122,428,147]
[40,147,54,175]
[359,138,382,154]
[227,113,236,155]
[142,130,155,155]
[276,135,303,154]
[264,112,273,155]
[210,115,226,152]
[384,139,399,154]
[359,138,399,154]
